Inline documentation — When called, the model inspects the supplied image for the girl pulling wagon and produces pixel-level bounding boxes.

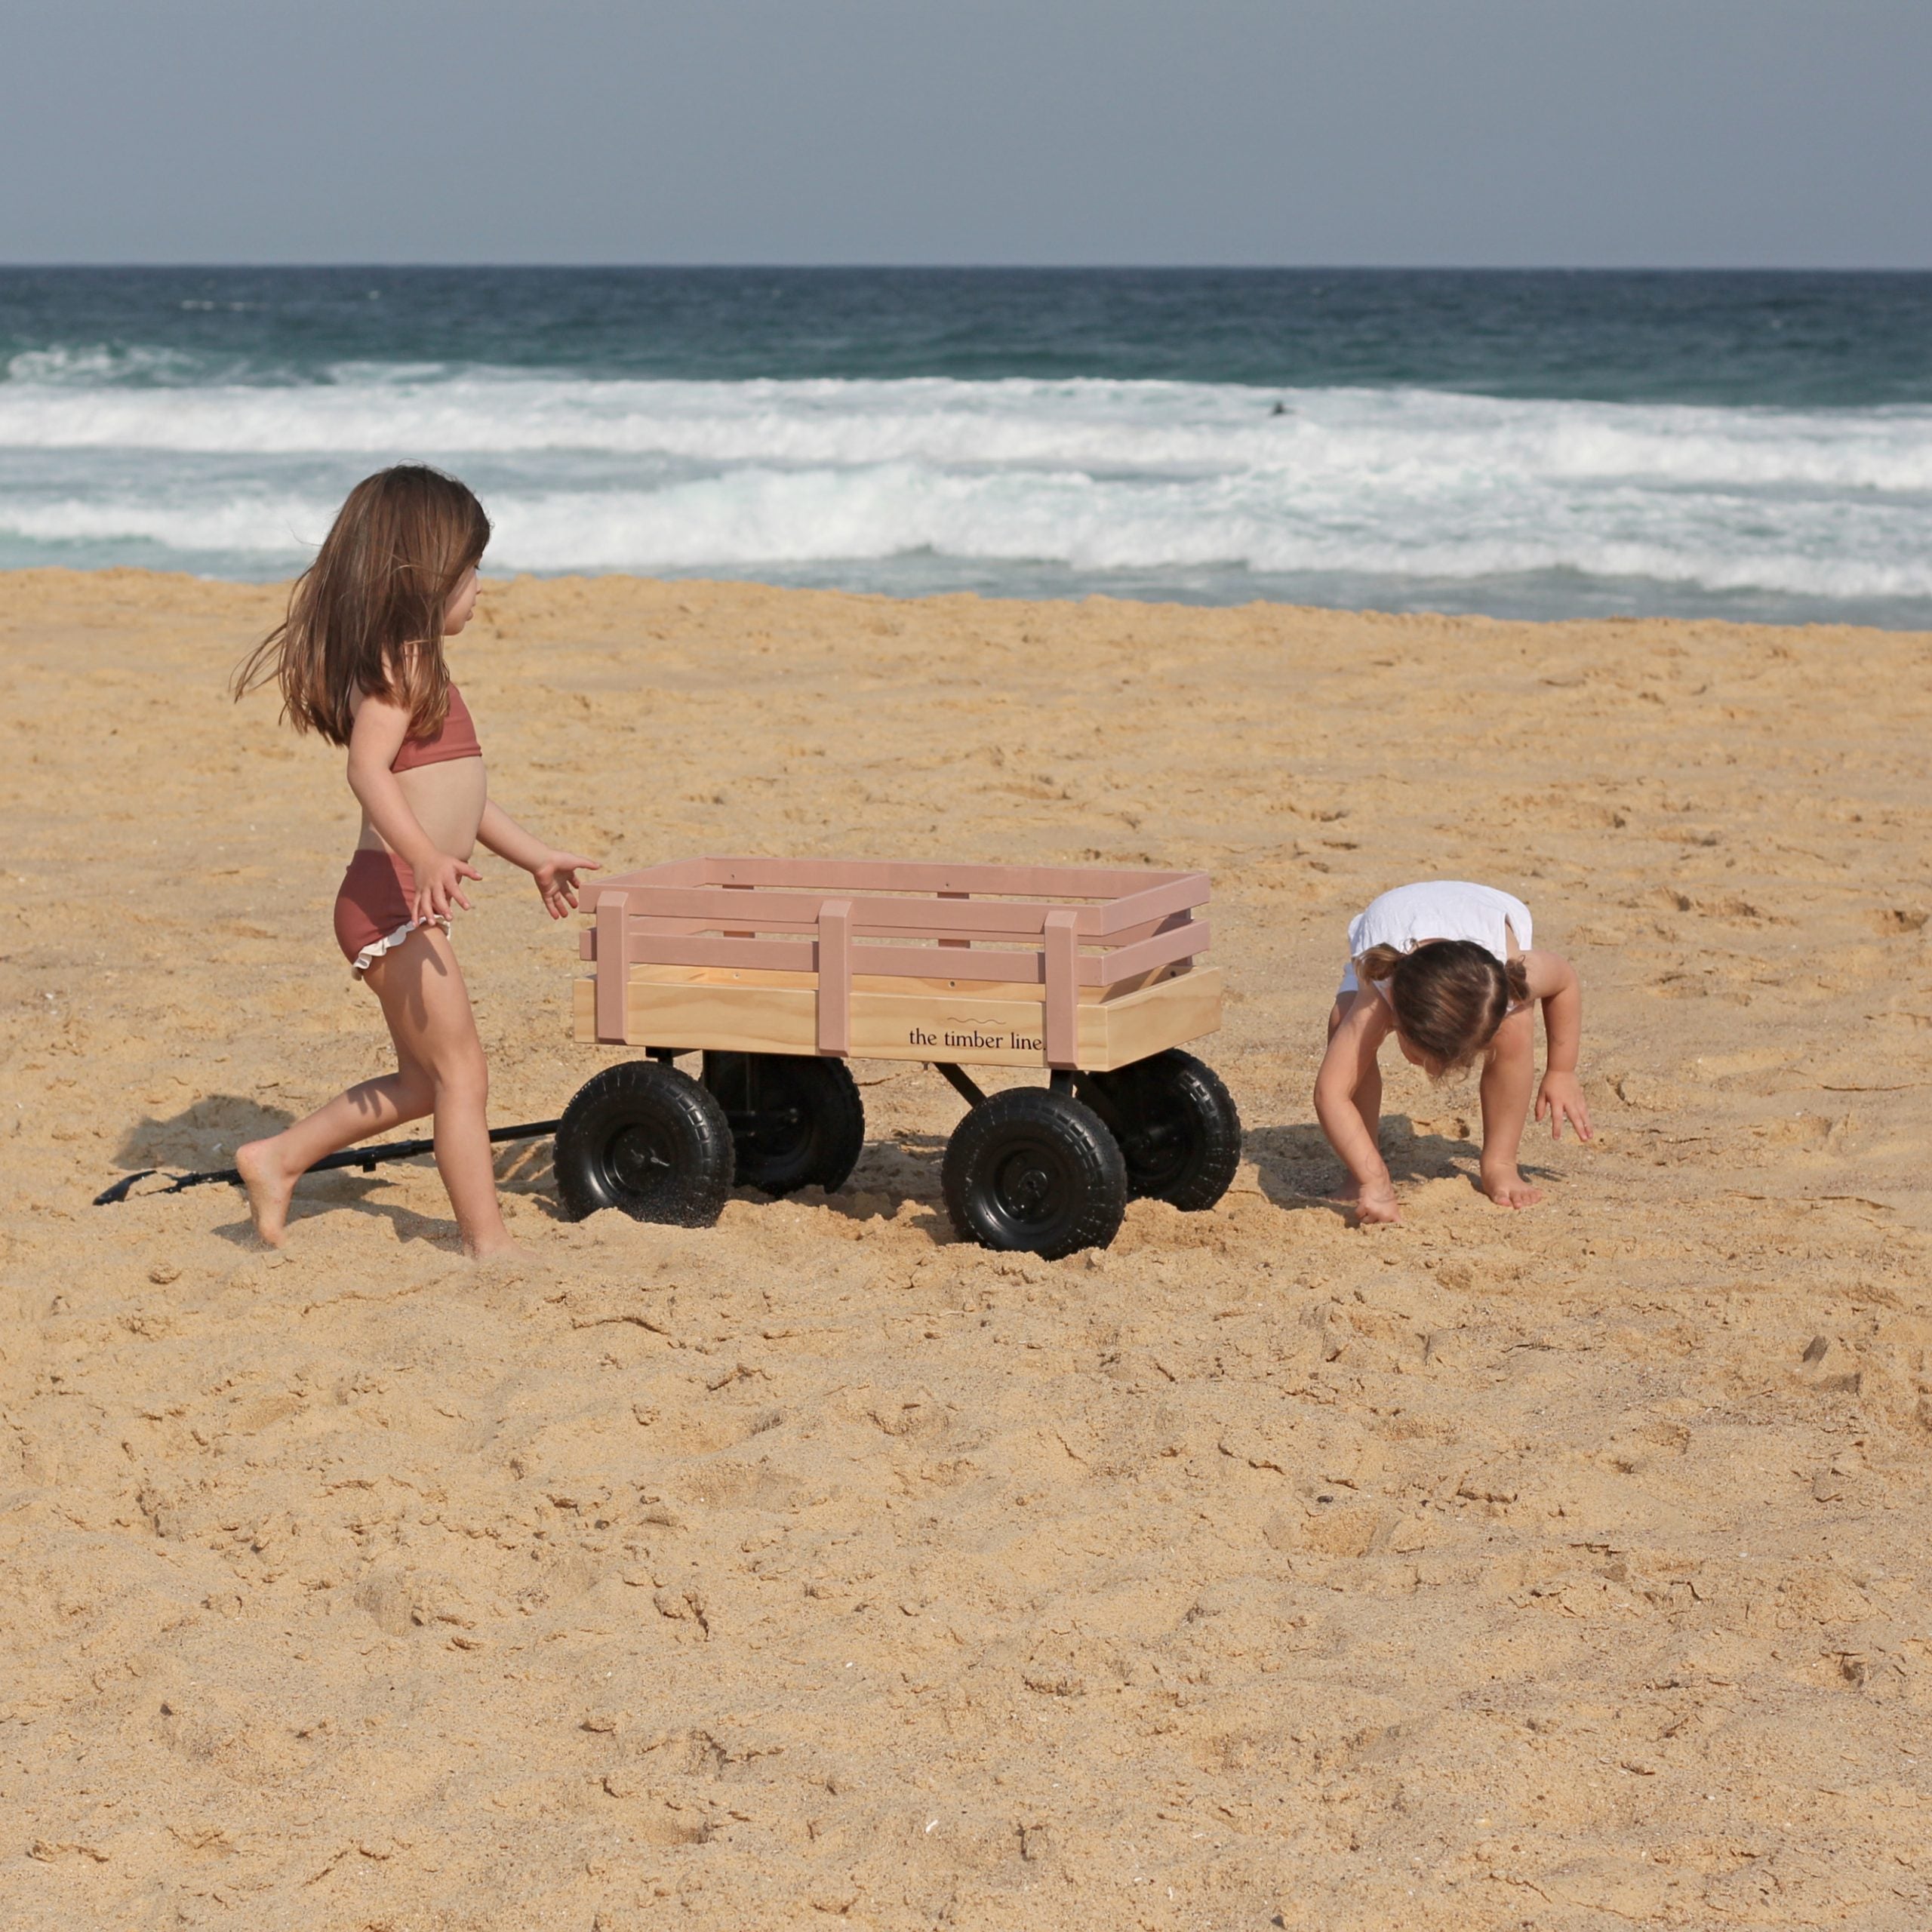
[229,466,598,1257]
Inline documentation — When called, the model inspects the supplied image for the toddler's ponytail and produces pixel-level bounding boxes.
[1357,943,1408,985]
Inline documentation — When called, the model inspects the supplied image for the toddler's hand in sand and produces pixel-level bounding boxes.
[1536,1070,1594,1143]
[1355,1181,1401,1226]
[414,852,482,923]
[1481,1162,1543,1210]
[533,851,601,920]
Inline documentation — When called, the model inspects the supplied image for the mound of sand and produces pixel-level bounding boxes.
[2,570,1929,1929]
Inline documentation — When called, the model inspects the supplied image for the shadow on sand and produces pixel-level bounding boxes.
[1244,1114,1552,1220]
[106,1094,565,1247]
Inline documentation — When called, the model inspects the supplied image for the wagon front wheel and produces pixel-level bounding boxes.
[1078,1049,1241,1211]
[554,1060,734,1226]
[702,1052,866,1196]
[942,1087,1128,1259]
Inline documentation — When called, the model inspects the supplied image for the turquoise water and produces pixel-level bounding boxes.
[4,267,1930,623]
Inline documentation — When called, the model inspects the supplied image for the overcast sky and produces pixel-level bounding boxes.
[4,0,1928,268]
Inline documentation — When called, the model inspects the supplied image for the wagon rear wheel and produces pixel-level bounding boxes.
[554,1060,734,1226]
[1078,1049,1241,1211]
[702,1052,866,1197]
[942,1087,1127,1259]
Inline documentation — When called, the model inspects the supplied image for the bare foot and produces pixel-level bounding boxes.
[462,1229,521,1262]
[1327,1177,1401,1223]
[235,1137,297,1246]
[1481,1163,1544,1210]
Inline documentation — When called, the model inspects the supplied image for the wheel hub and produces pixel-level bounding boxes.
[994,1143,1066,1226]
[608,1124,672,1191]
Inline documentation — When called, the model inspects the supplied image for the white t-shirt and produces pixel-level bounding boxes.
[1340,881,1532,997]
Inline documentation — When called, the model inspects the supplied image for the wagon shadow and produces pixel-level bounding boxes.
[1246,1115,1487,1217]
[754,1134,951,1239]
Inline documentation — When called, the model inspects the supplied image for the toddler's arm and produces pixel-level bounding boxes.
[1314,994,1399,1223]
[477,801,601,921]
[346,697,480,922]
[1523,949,1592,1141]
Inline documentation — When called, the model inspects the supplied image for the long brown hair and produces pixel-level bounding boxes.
[1358,939,1531,1071]
[231,465,491,746]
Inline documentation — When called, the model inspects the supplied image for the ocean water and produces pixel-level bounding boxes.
[3,266,1930,626]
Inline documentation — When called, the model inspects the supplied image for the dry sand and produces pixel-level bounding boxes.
[3,568,1930,1930]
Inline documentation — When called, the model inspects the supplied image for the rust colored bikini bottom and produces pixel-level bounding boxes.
[333,849,445,974]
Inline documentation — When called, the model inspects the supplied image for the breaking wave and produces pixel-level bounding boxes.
[4,359,1930,614]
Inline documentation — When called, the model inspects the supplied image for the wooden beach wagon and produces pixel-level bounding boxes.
[553,857,1241,1257]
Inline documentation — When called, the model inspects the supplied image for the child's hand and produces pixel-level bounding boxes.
[533,850,601,921]
[1355,1180,1401,1226]
[414,853,482,923]
[1535,1070,1594,1143]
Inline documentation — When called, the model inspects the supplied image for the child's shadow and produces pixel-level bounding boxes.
[112,1094,294,1176]
[284,1134,562,1244]
[109,1094,471,1247]
[1247,1115,1481,1219]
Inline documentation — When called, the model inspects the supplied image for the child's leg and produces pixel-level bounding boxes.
[236,1027,436,1247]
[1325,992,1383,1196]
[1477,1007,1542,1208]
[364,929,513,1258]
[236,930,510,1256]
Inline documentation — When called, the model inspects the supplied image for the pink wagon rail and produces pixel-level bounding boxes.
[580,856,1214,1067]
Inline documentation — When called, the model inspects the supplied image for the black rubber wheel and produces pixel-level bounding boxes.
[1078,1049,1242,1211]
[701,1052,866,1196]
[942,1087,1128,1258]
[553,1060,734,1226]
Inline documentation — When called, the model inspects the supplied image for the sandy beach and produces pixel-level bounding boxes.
[4,568,1930,1930]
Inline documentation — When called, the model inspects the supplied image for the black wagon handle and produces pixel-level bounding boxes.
[93,1118,562,1207]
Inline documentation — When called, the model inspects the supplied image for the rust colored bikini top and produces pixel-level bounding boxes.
[391,682,483,773]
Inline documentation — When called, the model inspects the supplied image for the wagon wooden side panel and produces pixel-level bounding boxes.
[574,856,1223,1072]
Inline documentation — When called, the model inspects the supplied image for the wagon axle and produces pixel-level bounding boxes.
[721,1103,808,1140]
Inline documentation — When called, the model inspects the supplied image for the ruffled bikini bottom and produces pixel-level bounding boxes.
[332,849,450,976]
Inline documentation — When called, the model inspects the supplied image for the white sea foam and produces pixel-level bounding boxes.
[5,343,216,387]
[5,367,1931,488]
[2,363,1929,608]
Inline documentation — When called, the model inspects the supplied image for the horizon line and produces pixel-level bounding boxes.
[5,260,1932,276]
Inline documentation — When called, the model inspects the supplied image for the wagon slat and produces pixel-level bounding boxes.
[624,885,1111,940]
[595,890,633,1043]
[1094,872,1212,937]
[582,928,1210,986]
[1043,909,1079,1068]
[696,856,1195,898]
[817,899,853,1054]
